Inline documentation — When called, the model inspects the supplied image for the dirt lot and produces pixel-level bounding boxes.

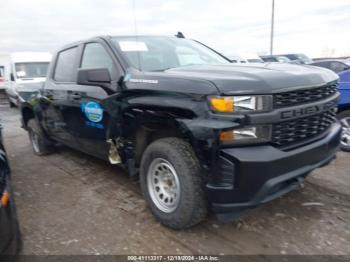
[1,105,349,255]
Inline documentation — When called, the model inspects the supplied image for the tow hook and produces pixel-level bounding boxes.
[107,139,121,164]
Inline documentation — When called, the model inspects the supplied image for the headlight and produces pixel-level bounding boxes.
[220,125,272,145]
[209,95,272,113]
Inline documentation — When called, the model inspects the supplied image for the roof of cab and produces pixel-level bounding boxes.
[57,35,180,50]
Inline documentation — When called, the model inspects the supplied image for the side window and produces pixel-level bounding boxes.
[54,47,78,82]
[81,43,115,78]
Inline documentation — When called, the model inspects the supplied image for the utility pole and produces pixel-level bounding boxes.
[270,0,275,55]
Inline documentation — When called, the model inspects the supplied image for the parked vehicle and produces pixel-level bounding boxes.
[5,52,51,107]
[0,125,21,254]
[311,59,350,74]
[0,66,5,89]
[238,52,264,63]
[260,55,292,63]
[228,55,248,64]
[311,59,350,151]
[246,58,264,63]
[277,53,313,64]
[245,54,264,63]
[20,35,341,229]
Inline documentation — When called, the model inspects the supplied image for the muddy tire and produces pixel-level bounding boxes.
[337,110,350,152]
[140,137,207,229]
[27,119,53,155]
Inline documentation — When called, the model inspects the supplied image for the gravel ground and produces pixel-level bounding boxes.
[1,105,349,255]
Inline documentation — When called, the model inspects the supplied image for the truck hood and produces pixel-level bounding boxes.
[165,63,338,95]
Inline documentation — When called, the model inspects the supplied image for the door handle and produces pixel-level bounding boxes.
[70,93,82,100]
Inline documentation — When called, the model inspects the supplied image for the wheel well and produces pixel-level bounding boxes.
[22,107,35,128]
[133,126,185,167]
[338,105,350,114]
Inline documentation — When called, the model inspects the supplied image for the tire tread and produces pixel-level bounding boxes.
[140,137,207,229]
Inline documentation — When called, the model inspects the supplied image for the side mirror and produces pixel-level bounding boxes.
[77,68,111,87]
[10,73,15,81]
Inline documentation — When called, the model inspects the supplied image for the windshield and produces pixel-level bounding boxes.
[112,36,230,71]
[15,62,49,79]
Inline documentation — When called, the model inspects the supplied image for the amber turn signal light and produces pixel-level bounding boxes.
[220,130,234,142]
[209,97,234,113]
[1,191,9,207]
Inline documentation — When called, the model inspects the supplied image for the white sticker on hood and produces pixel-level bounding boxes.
[119,41,148,52]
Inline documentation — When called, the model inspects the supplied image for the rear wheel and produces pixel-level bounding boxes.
[140,137,207,229]
[337,110,350,152]
[27,119,54,155]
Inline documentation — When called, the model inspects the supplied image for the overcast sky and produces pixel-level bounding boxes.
[0,0,349,58]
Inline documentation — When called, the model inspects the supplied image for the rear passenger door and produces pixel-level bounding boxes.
[41,46,82,148]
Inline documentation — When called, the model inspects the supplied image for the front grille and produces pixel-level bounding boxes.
[271,108,337,148]
[274,84,338,108]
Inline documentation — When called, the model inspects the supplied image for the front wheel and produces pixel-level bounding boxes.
[8,97,16,108]
[337,110,350,152]
[140,137,207,229]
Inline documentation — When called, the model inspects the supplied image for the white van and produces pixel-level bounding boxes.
[6,52,51,107]
[0,66,5,89]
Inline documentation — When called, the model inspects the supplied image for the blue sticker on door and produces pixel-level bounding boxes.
[81,102,104,128]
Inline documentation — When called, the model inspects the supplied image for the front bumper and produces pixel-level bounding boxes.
[207,122,341,221]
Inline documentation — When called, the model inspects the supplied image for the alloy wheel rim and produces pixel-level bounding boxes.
[147,158,180,213]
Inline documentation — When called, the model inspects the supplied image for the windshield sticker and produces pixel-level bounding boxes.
[119,41,148,52]
[81,102,104,123]
[16,71,26,77]
[129,78,158,84]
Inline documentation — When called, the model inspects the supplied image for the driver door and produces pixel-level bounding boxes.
[72,41,122,159]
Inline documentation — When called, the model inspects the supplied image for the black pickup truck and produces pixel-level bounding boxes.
[20,35,341,229]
